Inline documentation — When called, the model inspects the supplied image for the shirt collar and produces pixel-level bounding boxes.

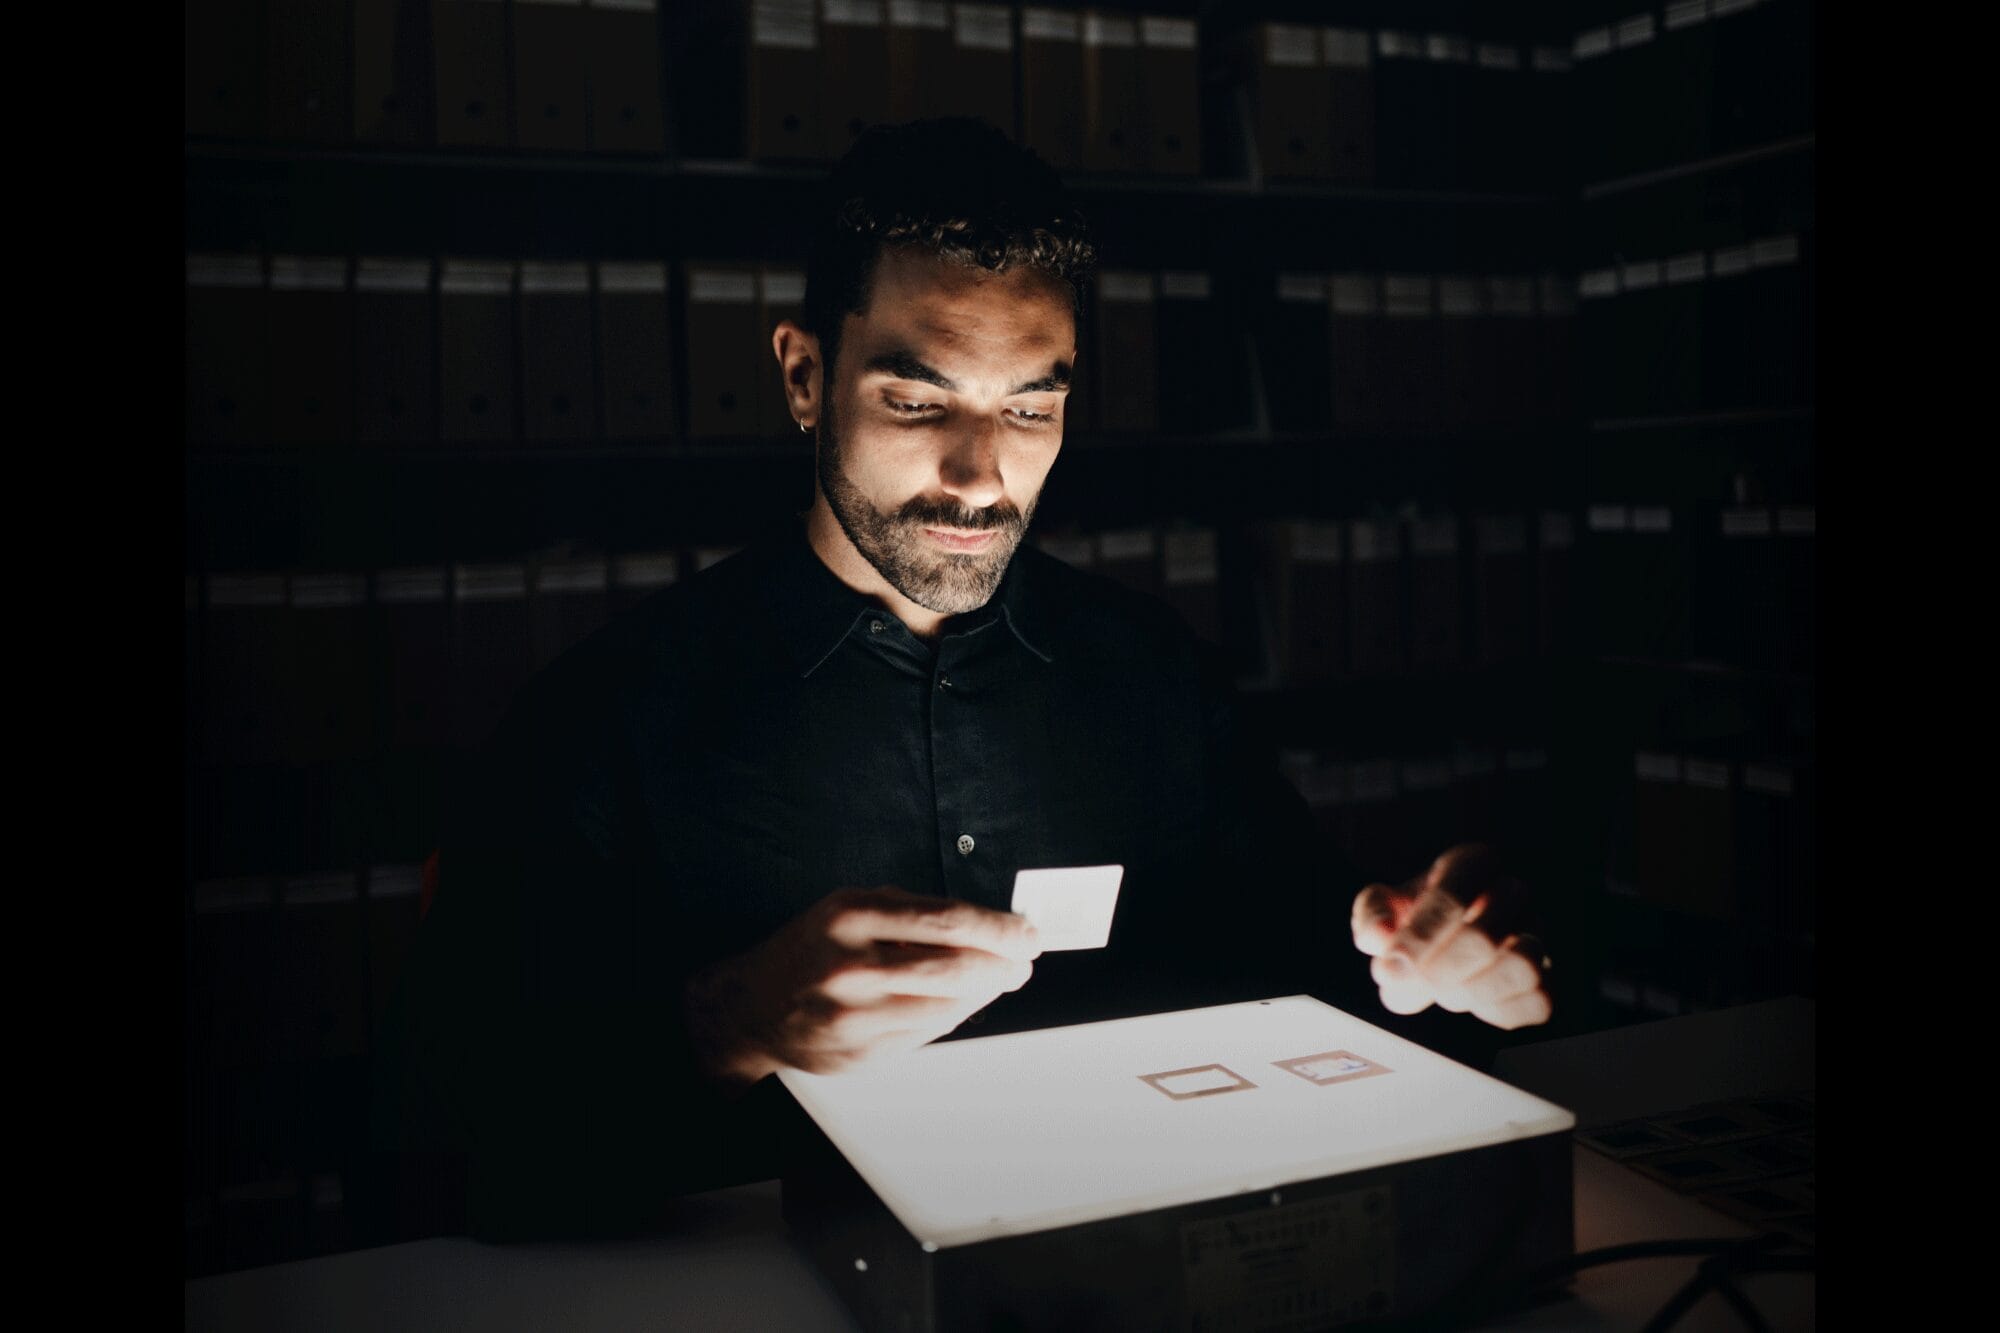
[765,523,1056,678]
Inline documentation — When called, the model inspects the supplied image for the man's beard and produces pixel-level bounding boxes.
[815,394,1036,616]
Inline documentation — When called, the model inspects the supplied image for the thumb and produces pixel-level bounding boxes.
[1350,882,1412,956]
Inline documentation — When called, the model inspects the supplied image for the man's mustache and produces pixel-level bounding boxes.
[892,498,1024,531]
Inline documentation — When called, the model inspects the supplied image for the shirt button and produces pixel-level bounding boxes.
[956,833,975,856]
[936,674,951,690]
[869,620,885,634]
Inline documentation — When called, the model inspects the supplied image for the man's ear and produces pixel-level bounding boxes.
[772,320,823,430]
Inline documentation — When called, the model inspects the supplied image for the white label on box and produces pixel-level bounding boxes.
[377,567,447,603]
[1349,520,1400,562]
[1083,14,1137,47]
[1532,46,1571,72]
[1587,504,1631,532]
[1036,534,1095,567]
[1011,865,1123,951]
[1684,759,1730,790]
[1665,1,1710,31]
[954,4,1014,51]
[1139,16,1195,50]
[1021,8,1079,42]
[456,563,527,601]
[689,269,757,303]
[1777,506,1815,535]
[752,1,818,49]
[518,261,590,295]
[760,269,807,304]
[1383,275,1432,317]
[1376,30,1424,60]
[268,256,348,292]
[209,573,287,608]
[440,260,514,294]
[1475,513,1527,554]
[1665,251,1707,285]
[186,254,263,288]
[1266,23,1317,66]
[1321,27,1371,69]
[356,258,432,292]
[1097,528,1157,561]
[1711,245,1754,278]
[1573,27,1613,61]
[1636,752,1682,782]
[1410,517,1457,556]
[1162,531,1218,586]
[822,0,884,28]
[1476,42,1521,71]
[1099,271,1156,303]
[1277,273,1328,304]
[289,573,365,608]
[1349,760,1399,802]
[1580,267,1621,300]
[1620,260,1662,291]
[1504,747,1548,772]
[536,558,609,593]
[194,878,273,913]
[1291,521,1343,563]
[887,1,947,31]
[613,552,680,588]
[283,872,360,905]
[1539,274,1578,316]
[1752,234,1801,268]
[1453,750,1498,779]
[596,261,667,293]
[1744,764,1794,796]
[1425,33,1470,63]
[369,865,424,899]
[1437,278,1484,316]
[1159,271,1211,300]
[1615,14,1657,47]
[1539,512,1574,549]
[695,546,742,572]
[1721,507,1773,537]
[1632,505,1672,533]
[1331,275,1381,315]
[1489,277,1537,316]
[1401,758,1452,791]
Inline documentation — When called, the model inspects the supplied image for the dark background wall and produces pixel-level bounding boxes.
[183,0,1816,1277]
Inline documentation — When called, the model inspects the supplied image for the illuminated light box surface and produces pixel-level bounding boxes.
[779,996,1576,1330]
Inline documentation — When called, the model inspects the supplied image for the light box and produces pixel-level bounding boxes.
[779,995,1576,1330]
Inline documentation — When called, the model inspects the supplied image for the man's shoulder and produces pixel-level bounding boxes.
[1013,541,1212,671]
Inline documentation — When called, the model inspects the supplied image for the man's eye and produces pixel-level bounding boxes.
[888,400,938,417]
[1011,407,1056,425]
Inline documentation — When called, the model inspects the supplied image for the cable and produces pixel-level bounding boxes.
[1640,1251,1815,1333]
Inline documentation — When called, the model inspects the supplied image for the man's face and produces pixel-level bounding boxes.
[815,247,1076,616]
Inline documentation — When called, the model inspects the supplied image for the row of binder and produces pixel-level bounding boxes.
[1569,0,1813,183]
[186,0,667,153]
[188,550,709,765]
[1617,749,1816,934]
[1578,232,1811,416]
[184,254,1590,449]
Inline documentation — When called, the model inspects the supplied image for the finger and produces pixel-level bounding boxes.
[1350,884,1402,956]
[1408,921,1500,995]
[1470,987,1553,1031]
[821,993,980,1047]
[823,943,1034,1003]
[1384,880,1471,969]
[1451,946,1542,1012]
[825,892,1043,961]
[1376,976,1435,1016]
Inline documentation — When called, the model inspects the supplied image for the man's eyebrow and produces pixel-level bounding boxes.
[863,348,1072,396]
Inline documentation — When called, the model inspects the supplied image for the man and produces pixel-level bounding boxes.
[371,117,1550,1243]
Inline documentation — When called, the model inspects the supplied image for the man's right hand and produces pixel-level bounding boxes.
[683,886,1042,1092]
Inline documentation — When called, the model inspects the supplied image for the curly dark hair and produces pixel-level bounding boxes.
[799,117,1098,380]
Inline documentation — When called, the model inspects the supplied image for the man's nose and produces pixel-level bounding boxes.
[937,416,1006,512]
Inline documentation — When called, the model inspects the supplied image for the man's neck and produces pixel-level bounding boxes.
[803,496,953,640]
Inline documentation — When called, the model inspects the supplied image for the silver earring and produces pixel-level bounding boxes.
[798,419,811,434]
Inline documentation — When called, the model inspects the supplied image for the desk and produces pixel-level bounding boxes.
[186,1000,1814,1331]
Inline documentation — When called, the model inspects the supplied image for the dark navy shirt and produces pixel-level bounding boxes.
[374,522,1376,1239]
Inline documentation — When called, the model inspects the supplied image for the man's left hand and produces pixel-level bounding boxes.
[1349,845,1552,1031]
